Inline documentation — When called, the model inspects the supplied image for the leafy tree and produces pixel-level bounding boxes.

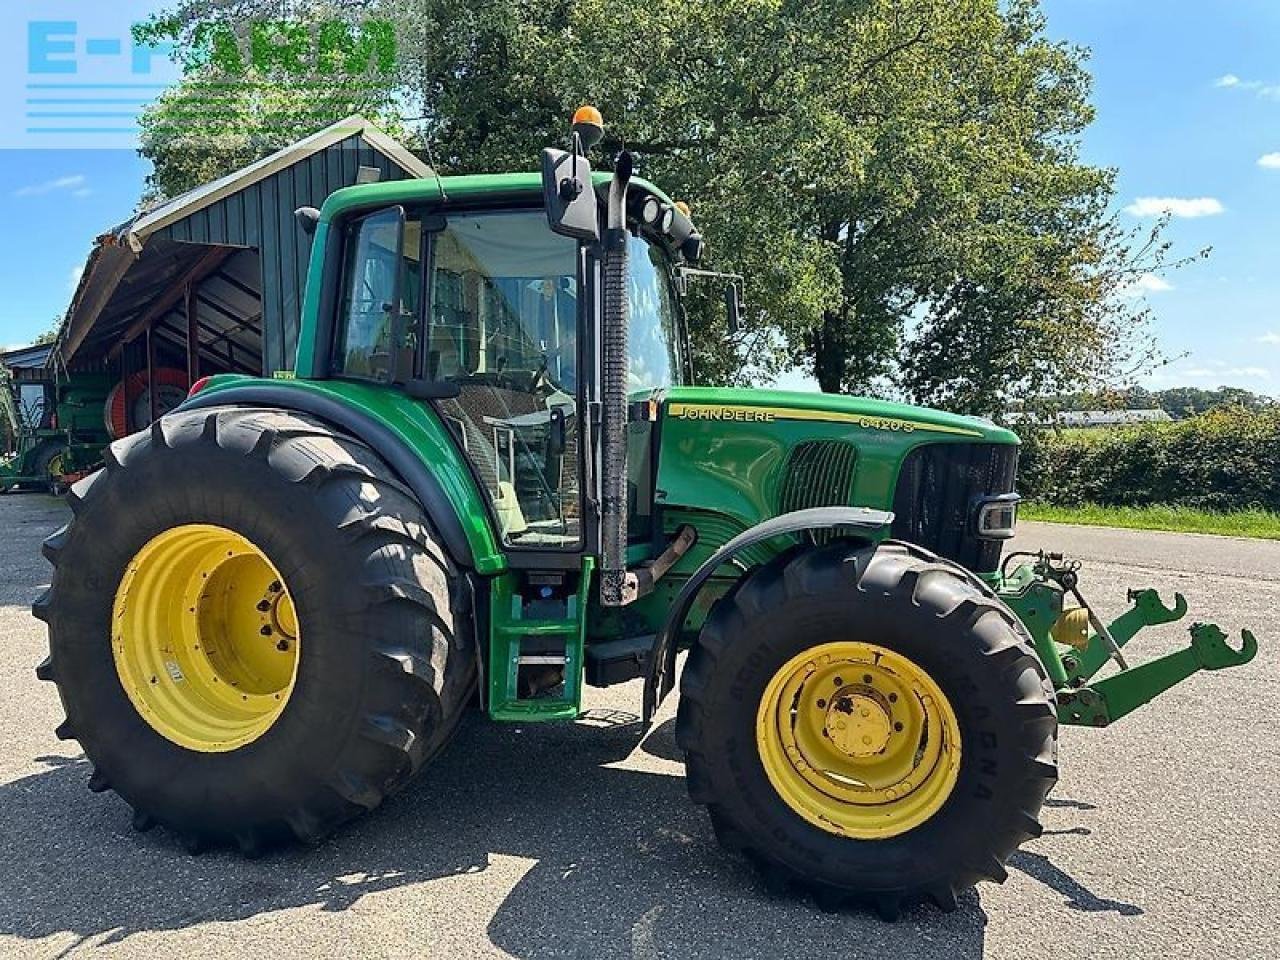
[32,323,60,346]
[1154,386,1274,419]
[134,3,407,202]
[137,0,1191,414]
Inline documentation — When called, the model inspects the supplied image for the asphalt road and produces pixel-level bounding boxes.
[0,494,1276,958]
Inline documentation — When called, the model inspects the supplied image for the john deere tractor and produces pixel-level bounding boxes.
[34,109,1257,915]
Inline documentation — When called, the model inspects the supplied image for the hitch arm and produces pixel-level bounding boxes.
[1064,588,1188,685]
[1059,623,1258,726]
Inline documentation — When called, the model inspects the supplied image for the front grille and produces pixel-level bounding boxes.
[891,443,1018,572]
[778,439,858,513]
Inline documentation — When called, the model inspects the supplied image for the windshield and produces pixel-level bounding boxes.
[627,234,682,390]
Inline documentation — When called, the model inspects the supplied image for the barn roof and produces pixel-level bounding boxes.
[1,343,54,371]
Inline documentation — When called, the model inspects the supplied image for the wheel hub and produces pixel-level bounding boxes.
[755,641,962,839]
[824,689,892,758]
[112,524,301,753]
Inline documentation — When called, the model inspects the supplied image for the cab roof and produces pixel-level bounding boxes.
[319,170,677,222]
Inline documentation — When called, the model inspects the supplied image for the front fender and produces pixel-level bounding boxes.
[642,506,894,723]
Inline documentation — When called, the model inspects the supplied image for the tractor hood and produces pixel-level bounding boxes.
[658,387,1018,445]
[649,385,1021,566]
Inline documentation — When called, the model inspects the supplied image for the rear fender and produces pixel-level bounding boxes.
[178,382,503,573]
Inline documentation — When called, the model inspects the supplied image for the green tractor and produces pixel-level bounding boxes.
[34,109,1257,916]
[0,360,112,494]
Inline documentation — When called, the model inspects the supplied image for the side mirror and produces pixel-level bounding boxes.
[294,206,320,236]
[542,148,600,243]
[725,283,743,336]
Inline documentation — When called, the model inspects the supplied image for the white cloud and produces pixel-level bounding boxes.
[1258,332,1280,344]
[1258,153,1280,169]
[1122,272,1174,298]
[1214,74,1280,99]
[1124,196,1225,219]
[13,174,88,198]
[1184,365,1271,379]
[67,264,84,294]
[1135,273,1172,292]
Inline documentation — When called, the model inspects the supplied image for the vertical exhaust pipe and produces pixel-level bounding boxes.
[600,152,634,607]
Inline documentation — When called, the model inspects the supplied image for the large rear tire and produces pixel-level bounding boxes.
[34,406,477,853]
[676,540,1057,917]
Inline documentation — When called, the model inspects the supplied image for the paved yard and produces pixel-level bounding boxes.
[0,493,1276,958]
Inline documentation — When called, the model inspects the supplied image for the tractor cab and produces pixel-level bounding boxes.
[326,183,690,552]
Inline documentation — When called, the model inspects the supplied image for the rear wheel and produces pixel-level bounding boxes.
[676,540,1057,916]
[34,406,477,853]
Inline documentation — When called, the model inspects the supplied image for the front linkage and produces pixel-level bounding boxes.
[995,551,1258,727]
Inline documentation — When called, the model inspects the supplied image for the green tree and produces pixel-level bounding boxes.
[32,323,60,346]
[134,4,407,201]
[138,0,1189,414]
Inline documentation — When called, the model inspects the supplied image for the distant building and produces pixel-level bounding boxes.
[1004,409,1173,429]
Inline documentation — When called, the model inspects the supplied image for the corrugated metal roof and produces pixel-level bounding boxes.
[1,343,54,370]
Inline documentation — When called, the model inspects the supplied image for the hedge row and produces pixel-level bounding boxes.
[1016,406,1280,511]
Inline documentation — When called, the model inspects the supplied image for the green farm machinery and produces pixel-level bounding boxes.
[0,358,112,494]
[34,108,1257,916]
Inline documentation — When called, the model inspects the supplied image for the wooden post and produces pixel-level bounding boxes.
[121,340,132,434]
[146,326,158,425]
[185,282,199,386]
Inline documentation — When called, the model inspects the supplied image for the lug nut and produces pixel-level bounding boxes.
[256,600,271,612]
[260,626,272,636]
[276,639,290,652]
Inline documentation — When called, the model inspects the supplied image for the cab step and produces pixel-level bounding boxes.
[487,558,595,721]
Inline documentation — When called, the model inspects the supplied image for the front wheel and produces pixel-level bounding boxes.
[675,540,1058,917]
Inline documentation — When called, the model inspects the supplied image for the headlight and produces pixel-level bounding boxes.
[973,493,1020,540]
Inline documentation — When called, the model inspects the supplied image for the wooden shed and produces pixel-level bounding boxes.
[53,116,431,431]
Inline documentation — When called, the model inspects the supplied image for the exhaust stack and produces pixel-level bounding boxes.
[599,151,635,607]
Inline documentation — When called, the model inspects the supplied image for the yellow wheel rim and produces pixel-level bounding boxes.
[112,524,300,753]
[755,641,961,839]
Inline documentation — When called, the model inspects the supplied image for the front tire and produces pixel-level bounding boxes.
[34,406,476,853]
[676,540,1057,916]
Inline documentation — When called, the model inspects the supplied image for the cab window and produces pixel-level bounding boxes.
[333,207,422,381]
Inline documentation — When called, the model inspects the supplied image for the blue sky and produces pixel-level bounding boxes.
[1,1,1278,395]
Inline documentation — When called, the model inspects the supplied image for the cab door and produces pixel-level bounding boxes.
[419,209,585,554]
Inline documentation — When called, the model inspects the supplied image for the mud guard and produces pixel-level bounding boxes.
[177,385,475,568]
[641,506,894,724]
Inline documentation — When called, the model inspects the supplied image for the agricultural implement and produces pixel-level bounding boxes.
[0,361,112,494]
[33,108,1257,917]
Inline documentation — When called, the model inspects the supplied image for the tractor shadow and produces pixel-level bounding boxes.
[0,713,1129,957]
